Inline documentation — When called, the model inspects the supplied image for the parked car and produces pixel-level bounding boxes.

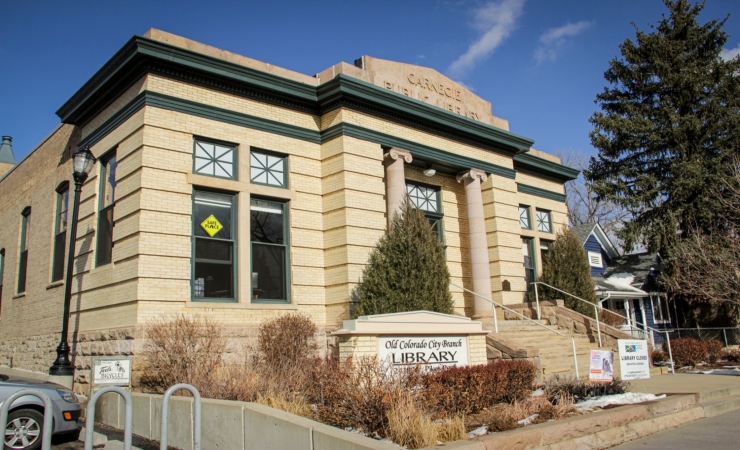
[0,374,81,450]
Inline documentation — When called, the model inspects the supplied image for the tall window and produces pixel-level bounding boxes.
[194,140,236,179]
[97,152,117,266]
[519,205,531,229]
[522,237,535,293]
[251,198,289,302]
[250,150,286,187]
[407,182,444,242]
[539,240,554,267]
[535,209,552,233]
[193,190,236,300]
[52,184,69,282]
[651,295,671,323]
[17,208,31,293]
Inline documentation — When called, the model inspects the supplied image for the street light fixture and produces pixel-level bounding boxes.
[49,147,96,378]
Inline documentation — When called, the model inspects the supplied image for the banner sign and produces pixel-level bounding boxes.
[589,349,614,382]
[617,339,651,380]
[93,358,131,385]
[377,336,469,369]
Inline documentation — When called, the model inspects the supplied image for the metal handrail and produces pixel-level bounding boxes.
[161,383,202,450]
[451,282,580,378]
[532,281,676,375]
[85,386,134,450]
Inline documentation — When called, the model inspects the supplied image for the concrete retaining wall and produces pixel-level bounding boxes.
[92,391,401,450]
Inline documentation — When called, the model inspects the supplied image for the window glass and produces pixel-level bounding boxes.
[18,209,31,293]
[251,199,288,302]
[97,153,117,266]
[652,295,671,323]
[535,209,551,233]
[539,240,553,265]
[522,237,536,292]
[519,206,530,229]
[52,187,69,282]
[250,151,285,187]
[193,190,235,300]
[194,141,235,179]
[407,184,439,212]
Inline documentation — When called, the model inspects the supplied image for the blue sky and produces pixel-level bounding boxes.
[2,0,740,162]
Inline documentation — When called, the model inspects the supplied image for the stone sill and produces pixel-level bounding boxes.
[46,281,64,290]
[184,301,298,310]
[12,293,25,299]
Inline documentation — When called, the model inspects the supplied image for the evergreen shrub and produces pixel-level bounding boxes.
[353,199,453,317]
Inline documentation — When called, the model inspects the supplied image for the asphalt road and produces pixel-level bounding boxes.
[611,408,740,449]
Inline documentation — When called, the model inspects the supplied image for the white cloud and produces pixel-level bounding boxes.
[721,44,740,60]
[448,0,525,77]
[534,20,592,63]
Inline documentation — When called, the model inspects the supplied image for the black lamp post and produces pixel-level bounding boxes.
[49,147,96,377]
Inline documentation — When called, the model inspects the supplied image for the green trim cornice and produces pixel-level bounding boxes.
[514,153,580,182]
[59,35,537,158]
[322,123,516,179]
[517,183,567,202]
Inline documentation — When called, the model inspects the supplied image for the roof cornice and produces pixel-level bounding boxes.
[513,153,580,182]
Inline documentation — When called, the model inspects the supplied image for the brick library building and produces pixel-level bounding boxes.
[0,29,577,390]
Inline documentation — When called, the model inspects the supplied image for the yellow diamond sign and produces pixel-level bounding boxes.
[200,214,223,237]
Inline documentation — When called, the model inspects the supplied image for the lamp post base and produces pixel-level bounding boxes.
[49,342,74,377]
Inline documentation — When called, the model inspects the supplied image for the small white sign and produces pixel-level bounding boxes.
[377,336,469,369]
[617,339,651,380]
[93,359,131,385]
[589,349,614,382]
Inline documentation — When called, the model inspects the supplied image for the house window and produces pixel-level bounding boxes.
[96,152,117,266]
[588,251,603,268]
[651,295,671,323]
[194,140,236,179]
[519,206,530,229]
[535,209,551,233]
[251,198,289,302]
[539,240,554,266]
[52,183,69,282]
[17,208,31,294]
[522,237,536,292]
[250,150,286,187]
[407,182,444,242]
[193,190,236,301]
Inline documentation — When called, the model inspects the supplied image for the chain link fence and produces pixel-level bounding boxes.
[662,328,740,347]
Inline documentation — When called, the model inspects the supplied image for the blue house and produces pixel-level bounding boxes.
[571,223,677,344]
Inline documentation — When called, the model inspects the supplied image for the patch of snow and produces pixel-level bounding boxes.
[604,273,646,293]
[531,388,545,397]
[518,414,539,426]
[697,368,740,376]
[576,392,665,410]
[468,425,488,438]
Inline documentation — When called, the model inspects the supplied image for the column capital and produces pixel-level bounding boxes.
[383,148,413,164]
[456,168,488,184]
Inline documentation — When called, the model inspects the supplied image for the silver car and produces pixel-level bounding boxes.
[0,374,81,450]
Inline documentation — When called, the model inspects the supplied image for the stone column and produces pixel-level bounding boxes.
[383,148,412,226]
[457,168,493,318]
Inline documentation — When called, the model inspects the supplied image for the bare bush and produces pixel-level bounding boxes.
[257,313,318,371]
[544,374,630,403]
[139,315,228,393]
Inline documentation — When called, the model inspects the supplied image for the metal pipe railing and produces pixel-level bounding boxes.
[451,282,579,378]
[85,386,133,450]
[532,281,676,375]
[160,383,202,450]
[533,282,602,347]
[0,389,54,450]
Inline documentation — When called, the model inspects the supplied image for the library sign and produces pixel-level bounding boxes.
[333,311,489,370]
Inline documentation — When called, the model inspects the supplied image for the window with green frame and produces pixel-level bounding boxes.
[519,205,531,229]
[52,182,69,282]
[521,237,536,293]
[192,189,236,301]
[18,207,31,294]
[406,182,444,243]
[250,198,290,302]
[97,151,117,266]
[535,209,552,233]
[194,140,236,179]
[250,150,286,187]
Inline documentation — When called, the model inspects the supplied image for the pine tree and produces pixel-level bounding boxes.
[352,199,454,318]
[586,0,740,254]
[538,228,597,318]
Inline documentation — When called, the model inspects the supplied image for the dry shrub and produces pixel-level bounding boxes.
[599,310,626,328]
[420,360,537,416]
[651,348,666,364]
[664,338,708,366]
[706,340,724,364]
[385,393,439,449]
[258,313,318,371]
[140,315,228,393]
[435,415,467,443]
[544,374,630,402]
[723,347,740,362]
[256,391,314,418]
[467,395,579,433]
